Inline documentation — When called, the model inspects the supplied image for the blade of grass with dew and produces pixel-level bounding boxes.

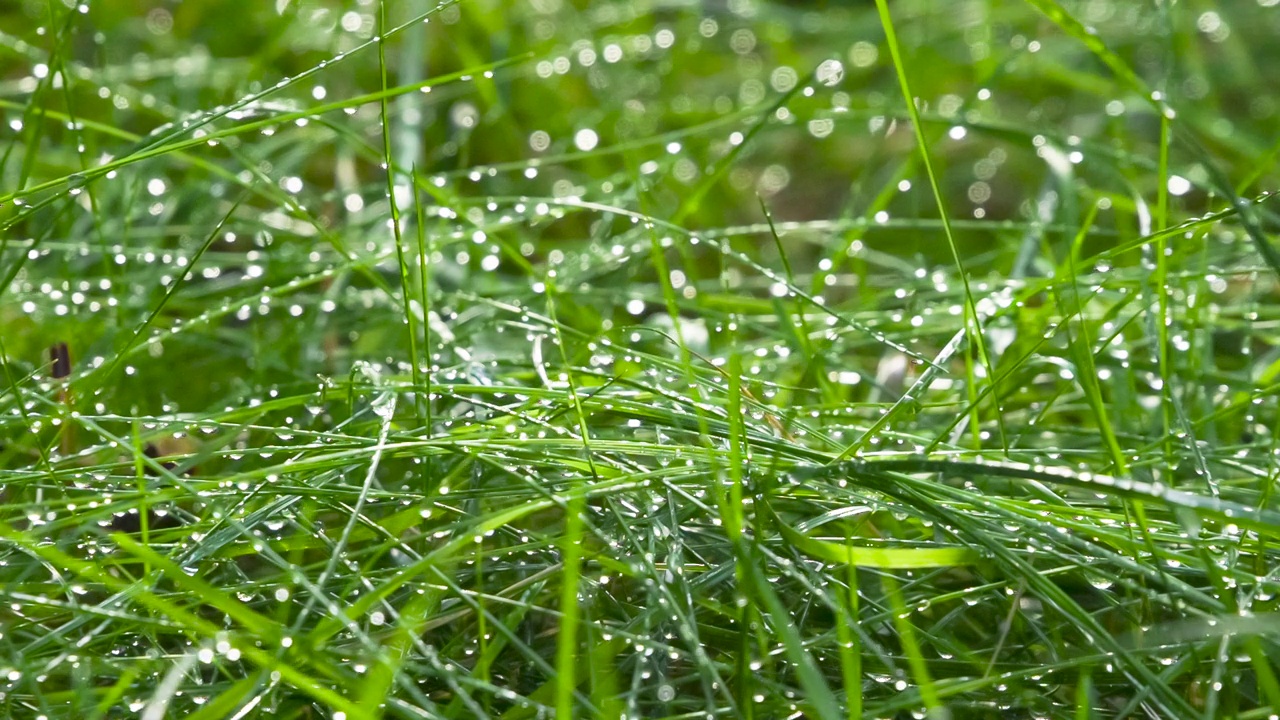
[873,0,1006,451]
[0,1,468,208]
[881,481,1202,717]
[724,342,844,720]
[1024,0,1280,278]
[412,165,433,427]
[0,525,369,719]
[541,279,600,719]
[881,573,943,719]
[761,196,837,405]
[378,0,425,425]
[771,508,978,569]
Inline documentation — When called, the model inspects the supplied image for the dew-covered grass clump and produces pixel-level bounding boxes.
[3,1,1280,718]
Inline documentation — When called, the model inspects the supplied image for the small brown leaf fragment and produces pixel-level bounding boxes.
[50,342,71,379]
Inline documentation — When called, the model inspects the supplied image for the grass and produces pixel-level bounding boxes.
[2,0,1280,718]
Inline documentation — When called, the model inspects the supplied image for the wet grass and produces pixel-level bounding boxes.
[2,0,1280,718]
